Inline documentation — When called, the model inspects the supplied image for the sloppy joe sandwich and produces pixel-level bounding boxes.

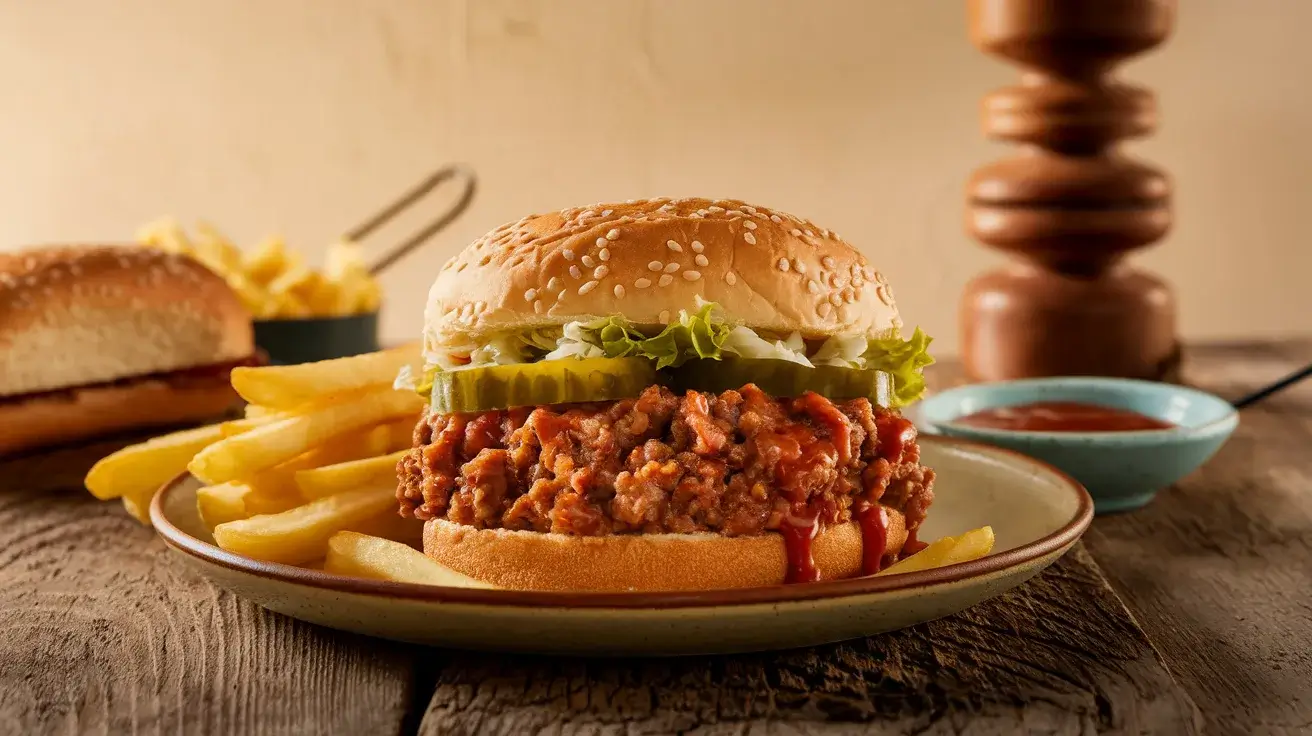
[395,198,935,592]
[0,245,256,456]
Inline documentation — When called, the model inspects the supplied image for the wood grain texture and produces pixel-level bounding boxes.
[415,546,1198,735]
[0,483,417,735]
[1083,341,1312,735]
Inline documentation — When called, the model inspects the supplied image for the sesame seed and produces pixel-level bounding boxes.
[599,248,611,262]
[569,265,582,279]
[648,261,663,272]
[579,281,599,295]
[777,258,789,272]
[843,288,855,303]
[771,215,783,224]
[533,300,544,314]
[823,229,831,238]
[695,254,709,267]
[596,238,607,248]
[807,280,819,293]
[829,273,843,287]
[594,265,609,279]
[614,284,626,298]
[742,205,757,214]
[581,255,596,267]
[725,271,738,286]
[602,209,613,216]
[689,213,703,218]
[691,240,704,253]
[804,230,815,238]
[744,232,757,245]
[547,276,562,290]
[663,262,680,273]
[697,209,709,216]
[817,302,833,318]
[658,274,674,287]
[558,290,567,301]
[683,270,702,281]
[851,264,862,277]
[667,240,682,252]
[563,250,576,261]
[829,293,843,306]
[524,288,538,301]
[625,199,638,204]
[708,206,724,213]
[659,310,671,324]
[794,259,807,274]
[743,221,757,230]
[606,229,620,240]
[635,277,652,289]
[822,256,836,269]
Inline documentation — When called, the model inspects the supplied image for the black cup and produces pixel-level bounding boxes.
[253,312,380,365]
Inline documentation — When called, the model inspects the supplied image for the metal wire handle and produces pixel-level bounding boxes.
[346,164,478,276]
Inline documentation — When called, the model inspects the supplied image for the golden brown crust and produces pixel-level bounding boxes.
[0,245,254,397]
[0,377,240,457]
[424,197,902,350]
[422,510,907,592]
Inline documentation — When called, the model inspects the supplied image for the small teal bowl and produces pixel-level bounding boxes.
[916,377,1239,514]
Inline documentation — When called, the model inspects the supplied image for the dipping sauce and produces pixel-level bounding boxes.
[954,401,1175,433]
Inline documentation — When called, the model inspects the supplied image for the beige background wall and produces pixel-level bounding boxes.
[1,1,1307,353]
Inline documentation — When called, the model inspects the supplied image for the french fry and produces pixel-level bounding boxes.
[296,450,407,500]
[243,235,295,286]
[352,509,424,547]
[876,526,996,577]
[324,532,492,588]
[197,483,257,527]
[212,482,400,565]
[121,493,151,525]
[244,403,277,418]
[242,425,394,496]
[219,413,286,437]
[85,423,225,500]
[229,346,421,409]
[384,417,418,451]
[188,387,422,483]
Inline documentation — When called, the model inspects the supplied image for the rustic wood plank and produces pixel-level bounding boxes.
[0,482,419,734]
[415,545,1199,735]
[1081,341,1312,735]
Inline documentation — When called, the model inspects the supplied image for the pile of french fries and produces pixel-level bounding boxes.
[136,218,382,319]
[83,345,994,590]
[84,345,486,588]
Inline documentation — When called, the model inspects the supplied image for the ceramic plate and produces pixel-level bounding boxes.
[151,435,1092,656]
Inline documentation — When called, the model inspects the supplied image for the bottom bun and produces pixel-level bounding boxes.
[423,509,908,592]
[0,378,240,457]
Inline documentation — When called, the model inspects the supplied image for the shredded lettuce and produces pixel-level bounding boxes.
[862,327,934,407]
[721,325,812,366]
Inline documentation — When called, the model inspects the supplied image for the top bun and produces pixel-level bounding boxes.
[0,245,254,397]
[425,197,902,348]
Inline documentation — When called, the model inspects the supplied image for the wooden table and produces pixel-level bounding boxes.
[2,341,1309,735]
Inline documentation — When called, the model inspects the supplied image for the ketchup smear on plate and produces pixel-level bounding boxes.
[954,401,1175,433]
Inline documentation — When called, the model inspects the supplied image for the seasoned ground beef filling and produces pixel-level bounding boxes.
[397,384,934,538]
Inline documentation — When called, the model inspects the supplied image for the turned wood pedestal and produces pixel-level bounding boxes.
[962,0,1182,383]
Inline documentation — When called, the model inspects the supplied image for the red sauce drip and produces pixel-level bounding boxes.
[903,527,928,556]
[955,401,1174,432]
[875,414,916,462]
[855,503,890,575]
[780,505,820,584]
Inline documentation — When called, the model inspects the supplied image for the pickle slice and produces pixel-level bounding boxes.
[669,359,893,407]
[430,357,658,413]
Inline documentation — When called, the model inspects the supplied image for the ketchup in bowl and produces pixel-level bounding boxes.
[953,401,1174,433]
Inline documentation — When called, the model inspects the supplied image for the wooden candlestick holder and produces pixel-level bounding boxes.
[961,0,1182,382]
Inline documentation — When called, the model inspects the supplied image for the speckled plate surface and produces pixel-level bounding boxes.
[151,435,1092,656]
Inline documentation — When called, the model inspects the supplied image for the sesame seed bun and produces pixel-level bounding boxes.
[0,245,254,398]
[421,509,908,592]
[424,197,902,350]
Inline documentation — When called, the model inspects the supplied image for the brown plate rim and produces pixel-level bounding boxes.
[150,434,1094,610]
